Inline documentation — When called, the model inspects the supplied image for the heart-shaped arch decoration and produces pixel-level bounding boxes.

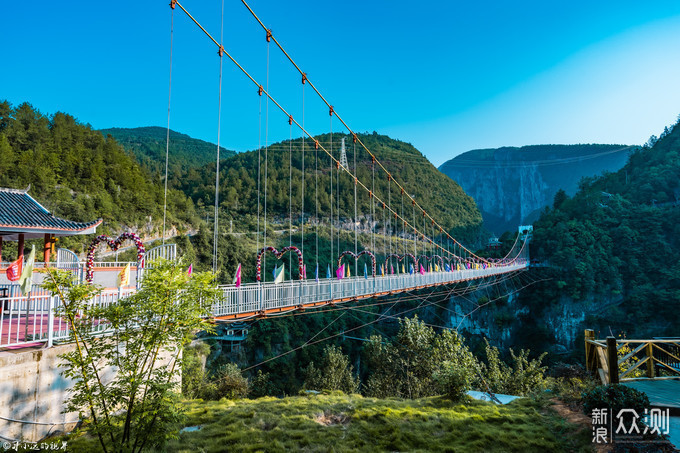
[256,246,304,282]
[336,250,376,277]
[419,255,445,271]
[383,253,419,273]
[86,233,145,283]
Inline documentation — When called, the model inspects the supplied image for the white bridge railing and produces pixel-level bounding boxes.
[0,262,527,349]
[214,262,527,318]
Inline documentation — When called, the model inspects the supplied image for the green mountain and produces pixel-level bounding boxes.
[439,144,632,234]
[0,102,198,253]
[99,126,236,184]
[181,132,482,237]
[530,120,680,338]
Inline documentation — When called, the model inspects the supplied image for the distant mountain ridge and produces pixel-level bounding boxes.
[180,132,482,236]
[439,144,633,234]
[99,126,236,184]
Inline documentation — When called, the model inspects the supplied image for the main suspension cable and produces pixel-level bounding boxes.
[238,0,493,264]
[172,1,527,266]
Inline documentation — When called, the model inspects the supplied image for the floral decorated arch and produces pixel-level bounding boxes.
[256,246,304,282]
[86,233,145,283]
[336,250,376,277]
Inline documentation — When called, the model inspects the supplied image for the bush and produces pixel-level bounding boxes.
[202,363,249,400]
[433,360,475,401]
[249,370,275,398]
[182,341,211,399]
[304,345,359,394]
[479,340,549,396]
[582,384,650,420]
[551,376,599,409]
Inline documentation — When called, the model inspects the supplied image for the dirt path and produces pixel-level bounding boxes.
[549,398,609,453]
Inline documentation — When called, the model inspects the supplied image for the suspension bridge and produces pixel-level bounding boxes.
[0,0,531,350]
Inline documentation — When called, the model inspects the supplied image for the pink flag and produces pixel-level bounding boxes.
[336,264,344,280]
[187,264,193,276]
[390,264,394,275]
[419,264,425,275]
[233,263,242,288]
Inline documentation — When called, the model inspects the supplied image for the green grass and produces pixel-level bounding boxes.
[63,393,593,452]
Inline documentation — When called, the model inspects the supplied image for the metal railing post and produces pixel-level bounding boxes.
[47,295,55,348]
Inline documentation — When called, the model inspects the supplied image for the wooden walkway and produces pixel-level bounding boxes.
[622,379,680,410]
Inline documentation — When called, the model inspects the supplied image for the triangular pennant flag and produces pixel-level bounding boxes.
[18,245,35,295]
[274,264,285,284]
[117,263,131,287]
[187,263,193,276]
[409,263,414,275]
[402,264,406,274]
[233,263,242,288]
[380,264,385,277]
[315,263,319,282]
[346,264,351,278]
[419,264,425,275]
[6,256,22,282]
[273,264,278,279]
[327,265,332,279]
[390,264,394,275]
[336,264,344,280]
[364,262,368,279]
[303,264,307,280]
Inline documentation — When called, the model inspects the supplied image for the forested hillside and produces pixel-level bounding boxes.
[0,102,198,251]
[182,132,482,237]
[99,126,236,183]
[439,144,631,234]
[529,120,680,338]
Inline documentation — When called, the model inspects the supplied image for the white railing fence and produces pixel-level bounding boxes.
[0,260,527,350]
[0,288,136,349]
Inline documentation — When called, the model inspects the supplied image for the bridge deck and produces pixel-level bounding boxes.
[214,263,527,321]
[622,378,680,410]
[0,264,527,349]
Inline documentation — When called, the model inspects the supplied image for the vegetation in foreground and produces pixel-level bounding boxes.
[63,393,592,453]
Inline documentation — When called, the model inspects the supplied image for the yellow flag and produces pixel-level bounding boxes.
[117,263,130,287]
[18,245,35,295]
[347,265,351,278]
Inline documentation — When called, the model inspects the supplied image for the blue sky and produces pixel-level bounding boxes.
[3,1,680,165]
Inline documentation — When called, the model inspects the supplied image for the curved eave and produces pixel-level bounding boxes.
[0,219,103,241]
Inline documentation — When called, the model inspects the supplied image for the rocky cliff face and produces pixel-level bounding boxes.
[439,144,632,234]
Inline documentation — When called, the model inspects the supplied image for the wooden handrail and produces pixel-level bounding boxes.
[584,329,680,384]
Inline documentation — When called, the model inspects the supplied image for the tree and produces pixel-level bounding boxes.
[364,316,476,399]
[304,344,359,394]
[43,259,219,453]
[553,189,568,209]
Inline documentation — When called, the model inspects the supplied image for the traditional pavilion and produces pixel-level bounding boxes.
[0,187,102,265]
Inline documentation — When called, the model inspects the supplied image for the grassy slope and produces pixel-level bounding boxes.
[64,394,592,453]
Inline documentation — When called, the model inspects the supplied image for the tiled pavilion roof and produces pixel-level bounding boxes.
[0,187,102,240]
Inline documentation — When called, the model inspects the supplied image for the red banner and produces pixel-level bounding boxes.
[6,257,22,282]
